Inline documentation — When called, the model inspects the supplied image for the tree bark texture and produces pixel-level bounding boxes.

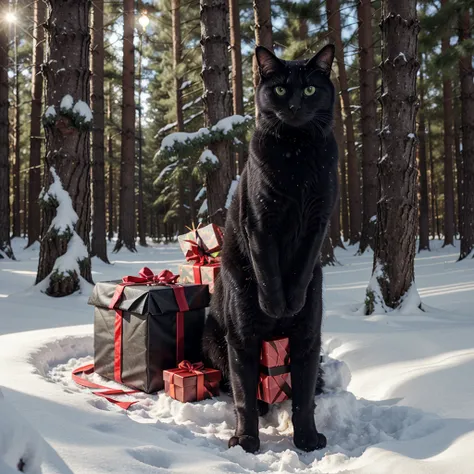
[368,0,420,312]
[332,78,345,249]
[428,118,440,239]
[453,100,463,237]
[327,0,361,245]
[440,0,455,246]
[172,0,186,234]
[334,80,349,243]
[357,0,378,254]
[114,0,136,252]
[252,0,273,119]
[36,0,93,294]
[91,0,109,262]
[458,11,474,260]
[27,0,45,248]
[200,0,234,226]
[418,60,430,251]
[107,84,115,241]
[12,24,21,238]
[0,0,14,259]
[229,0,246,172]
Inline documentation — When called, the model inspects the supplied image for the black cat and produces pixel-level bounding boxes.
[202,44,338,454]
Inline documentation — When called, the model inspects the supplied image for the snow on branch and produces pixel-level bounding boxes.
[44,95,93,132]
[157,114,253,160]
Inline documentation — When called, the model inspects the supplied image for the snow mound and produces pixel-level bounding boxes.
[0,389,44,474]
[41,336,444,473]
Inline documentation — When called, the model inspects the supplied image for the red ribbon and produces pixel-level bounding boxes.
[168,360,210,401]
[109,268,189,384]
[72,364,139,410]
[184,239,220,266]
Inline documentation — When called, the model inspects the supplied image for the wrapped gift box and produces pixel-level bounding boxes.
[178,223,224,260]
[257,338,292,404]
[178,262,220,293]
[163,361,221,403]
[88,268,210,394]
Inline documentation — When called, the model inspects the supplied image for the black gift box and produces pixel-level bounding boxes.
[88,279,210,393]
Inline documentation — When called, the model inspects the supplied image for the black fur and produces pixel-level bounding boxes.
[203,45,338,453]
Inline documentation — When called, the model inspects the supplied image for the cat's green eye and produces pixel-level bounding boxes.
[274,86,286,96]
[304,86,316,96]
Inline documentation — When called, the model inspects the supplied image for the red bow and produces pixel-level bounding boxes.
[108,267,188,312]
[178,360,205,372]
[122,267,179,285]
[184,240,220,265]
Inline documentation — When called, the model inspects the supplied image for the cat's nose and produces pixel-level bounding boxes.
[289,104,301,114]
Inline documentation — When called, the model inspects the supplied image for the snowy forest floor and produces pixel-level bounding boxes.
[1,238,474,474]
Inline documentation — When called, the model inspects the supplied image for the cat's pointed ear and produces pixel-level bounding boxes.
[255,46,284,78]
[306,44,335,75]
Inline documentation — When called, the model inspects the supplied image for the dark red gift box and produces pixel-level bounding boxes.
[257,338,292,404]
[163,361,221,403]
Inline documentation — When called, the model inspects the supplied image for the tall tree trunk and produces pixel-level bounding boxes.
[428,117,438,239]
[453,99,462,238]
[332,79,345,249]
[200,0,233,226]
[108,161,114,241]
[12,20,21,238]
[90,0,109,262]
[357,0,378,254]
[253,0,272,119]
[0,1,14,259]
[36,0,93,295]
[326,0,361,245]
[440,0,455,246]
[418,58,430,251]
[229,0,246,172]
[172,0,186,234]
[334,81,349,243]
[458,11,474,260]
[137,32,147,246]
[365,0,420,313]
[27,0,45,248]
[22,174,27,236]
[114,0,136,252]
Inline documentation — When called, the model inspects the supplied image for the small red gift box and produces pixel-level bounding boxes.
[178,262,220,293]
[163,361,221,403]
[257,338,292,404]
[178,223,224,259]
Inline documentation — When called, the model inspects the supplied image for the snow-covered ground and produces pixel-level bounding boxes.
[1,238,474,474]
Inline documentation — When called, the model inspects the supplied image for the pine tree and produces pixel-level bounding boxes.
[172,0,186,234]
[0,0,14,259]
[229,0,246,172]
[365,0,420,313]
[357,0,378,254]
[418,56,430,251]
[200,0,234,225]
[91,0,109,262]
[36,0,93,295]
[458,10,474,260]
[114,0,136,252]
[440,0,455,247]
[27,0,45,248]
[253,0,273,118]
[12,18,21,238]
[326,0,361,245]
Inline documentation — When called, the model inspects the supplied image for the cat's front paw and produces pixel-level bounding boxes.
[286,291,307,316]
[258,292,286,319]
[228,434,260,453]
